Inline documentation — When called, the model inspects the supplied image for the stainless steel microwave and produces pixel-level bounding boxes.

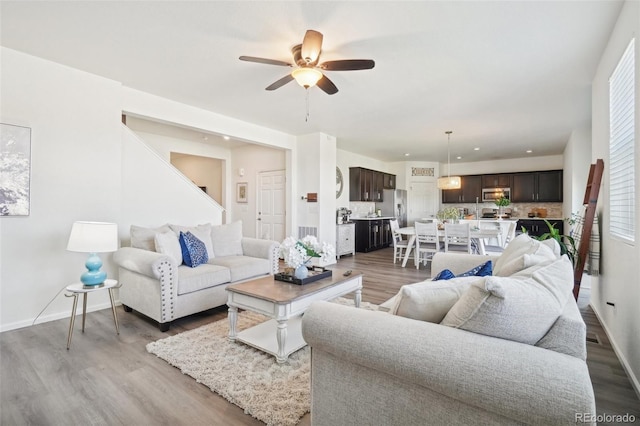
[482,187,510,202]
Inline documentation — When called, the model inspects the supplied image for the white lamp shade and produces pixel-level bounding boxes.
[437,176,462,190]
[67,221,118,253]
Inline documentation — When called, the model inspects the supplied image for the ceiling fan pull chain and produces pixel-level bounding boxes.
[305,89,310,122]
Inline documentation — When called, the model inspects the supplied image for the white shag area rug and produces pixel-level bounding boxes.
[146,297,378,426]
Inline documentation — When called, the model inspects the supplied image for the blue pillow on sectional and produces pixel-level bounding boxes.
[179,231,209,267]
[432,269,456,281]
[432,260,492,281]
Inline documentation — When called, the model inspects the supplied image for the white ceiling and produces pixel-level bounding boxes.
[0,1,623,163]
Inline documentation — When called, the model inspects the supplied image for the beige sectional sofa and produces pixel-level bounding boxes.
[302,234,596,425]
[114,221,279,331]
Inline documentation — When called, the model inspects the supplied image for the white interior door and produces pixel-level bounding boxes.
[408,181,438,225]
[257,170,286,241]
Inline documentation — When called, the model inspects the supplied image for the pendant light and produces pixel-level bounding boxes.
[437,130,462,190]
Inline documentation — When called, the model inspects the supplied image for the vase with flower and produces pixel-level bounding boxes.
[279,235,336,279]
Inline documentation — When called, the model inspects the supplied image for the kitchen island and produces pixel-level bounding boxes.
[351,217,395,253]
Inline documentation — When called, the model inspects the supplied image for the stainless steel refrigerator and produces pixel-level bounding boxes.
[379,189,407,227]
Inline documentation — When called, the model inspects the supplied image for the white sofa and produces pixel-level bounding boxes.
[302,234,596,425]
[113,221,279,331]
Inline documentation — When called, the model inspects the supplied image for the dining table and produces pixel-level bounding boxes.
[395,225,502,267]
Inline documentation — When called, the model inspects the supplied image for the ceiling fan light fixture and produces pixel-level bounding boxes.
[292,67,323,88]
[437,130,462,190]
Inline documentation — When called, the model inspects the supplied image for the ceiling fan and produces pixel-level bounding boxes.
[239,30,375,95]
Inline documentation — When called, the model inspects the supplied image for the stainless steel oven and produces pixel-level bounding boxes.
[482,187,510,202]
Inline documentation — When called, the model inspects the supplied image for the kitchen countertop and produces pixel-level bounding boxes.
[515,217,564,221]
[350,216,395,220]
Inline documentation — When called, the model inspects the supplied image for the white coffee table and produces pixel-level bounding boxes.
[226,269,362,363]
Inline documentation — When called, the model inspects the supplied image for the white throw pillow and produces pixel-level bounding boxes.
[154,231,183,265]
[169,223,214,258]
[390,276,483,323]
[130,224,171,251]
[441,255,574,345]
[540,238,561,257]
[493,233,557,276]
[211,221,243,257]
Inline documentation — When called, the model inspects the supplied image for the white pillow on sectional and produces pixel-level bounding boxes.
[390,276,483,323]
[493,233,556,276]
[154,231,183,265]
[441,255,574,345]
[169,224,214,258]
[540,238,561,257]
[211,221,244,257]
[130,224,171,251]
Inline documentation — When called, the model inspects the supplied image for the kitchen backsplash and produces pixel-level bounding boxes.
[454,202,564,219]
[349,202,376,218]
[348,201,564,220]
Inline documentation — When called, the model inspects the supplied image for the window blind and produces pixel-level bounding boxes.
[609,38,635,243]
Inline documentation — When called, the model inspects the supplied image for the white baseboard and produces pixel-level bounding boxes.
[590,302,640,399]
[0,300,120,333]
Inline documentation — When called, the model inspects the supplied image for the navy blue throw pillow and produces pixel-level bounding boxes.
[432,269,456,281]
[179,231,209,267]
[432,260,492,281]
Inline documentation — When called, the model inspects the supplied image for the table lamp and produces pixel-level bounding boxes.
[67,221,118,287]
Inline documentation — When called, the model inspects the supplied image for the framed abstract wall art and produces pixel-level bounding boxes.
[0,123,31,216]
[237,182,248,203]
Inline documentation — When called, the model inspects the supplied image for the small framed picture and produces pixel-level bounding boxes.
[237,182,248,203]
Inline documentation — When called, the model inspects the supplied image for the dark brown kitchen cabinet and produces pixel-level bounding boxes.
[442,175,482,203]
[512,170,563,202]
[383,173,396,189]
[373,171,384,201]
[354,219,391,252]
[517,219,564,237]
[349,167,388,202]
[482,174,512,188]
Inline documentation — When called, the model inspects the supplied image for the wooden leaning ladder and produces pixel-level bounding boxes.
[573,159,604,300]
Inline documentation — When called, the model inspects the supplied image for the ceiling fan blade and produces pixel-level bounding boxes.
[320,59,375,71]
[265,74,294,91]
[239,56,292,67]
[317,74,338,95]
[301,30,323,64]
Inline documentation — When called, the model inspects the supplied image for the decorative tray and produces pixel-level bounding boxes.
[274,266,332,285]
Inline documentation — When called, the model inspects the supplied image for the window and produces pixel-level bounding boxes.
[609,38,635,243]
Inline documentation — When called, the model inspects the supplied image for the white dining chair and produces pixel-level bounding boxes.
[484,221,517,255]
[415,221,441,269]
[444,222,472,254]
[389,219,410,264]
[479,220,502,246]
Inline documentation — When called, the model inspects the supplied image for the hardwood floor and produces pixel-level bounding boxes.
[1,248,638,425]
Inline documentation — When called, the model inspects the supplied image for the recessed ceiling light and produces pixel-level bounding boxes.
[474,147,480,151]
[404,153,410,157]
[223,135,230,141]
[456,156,462,160]
[526,150,533,153]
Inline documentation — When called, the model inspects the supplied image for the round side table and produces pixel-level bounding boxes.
[65,279,121,349]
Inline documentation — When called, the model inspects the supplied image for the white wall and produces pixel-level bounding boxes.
[297,133,337,249]
[563,125,592,221]
[120,127,224,240]
[0,48,287,331]
[0,48,122,330]
[590,0,640,394]
[441,154,564,176]
[170,153,224,205]
[230,144,286,238]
